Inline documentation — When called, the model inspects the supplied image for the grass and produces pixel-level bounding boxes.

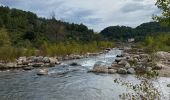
[141,33,170,53]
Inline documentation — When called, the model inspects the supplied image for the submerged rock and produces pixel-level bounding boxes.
[37,69,48,75]
[69,62,81,66]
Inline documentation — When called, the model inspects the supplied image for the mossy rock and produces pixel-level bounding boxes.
[167,84,170,87]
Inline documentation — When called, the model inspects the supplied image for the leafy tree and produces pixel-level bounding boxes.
[155,0,170,26]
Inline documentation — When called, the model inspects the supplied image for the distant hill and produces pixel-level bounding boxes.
[100,22,170,41]
[0,6,102,47]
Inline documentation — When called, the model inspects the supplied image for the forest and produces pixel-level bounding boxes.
[0,6,169,61]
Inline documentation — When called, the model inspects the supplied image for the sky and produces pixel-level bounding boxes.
[0,0,160,32]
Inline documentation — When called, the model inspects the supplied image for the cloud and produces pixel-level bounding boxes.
[121,3,145,13]
[0,0,159,32]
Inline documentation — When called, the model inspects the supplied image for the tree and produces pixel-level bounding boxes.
[0,29,11,46]
[155,0,170,26]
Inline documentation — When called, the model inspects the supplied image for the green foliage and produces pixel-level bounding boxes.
[0,46,36,62]
[100,22,170,41]
[40,41,114,56]
[0,28,11,46]
[143,34,170,52]
[155,0,170,26]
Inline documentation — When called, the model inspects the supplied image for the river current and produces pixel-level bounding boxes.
[0,49,170,100]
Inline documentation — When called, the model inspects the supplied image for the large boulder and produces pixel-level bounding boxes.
[117,68,127,74]
[92,61,109,73]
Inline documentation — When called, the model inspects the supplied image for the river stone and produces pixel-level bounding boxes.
[117,68,127,74]
[70,62,81,66]
[49,57,60,65]
[23,66,34,70]
[118,60,128,66]
[153,63,164,70]
[127,68,135,74]
[155,51,170,61]
[115,58,122,63]
[37,69,48,75]
[108,69,117,74]
[32,63,44,67]
[43,57,50,63]
[92,61,109,73]
[125,63,131,69]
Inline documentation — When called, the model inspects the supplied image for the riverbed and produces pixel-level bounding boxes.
[0,49,170,100]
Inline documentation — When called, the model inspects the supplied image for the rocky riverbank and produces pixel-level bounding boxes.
[91,47,170,77]
[0,48,111,71]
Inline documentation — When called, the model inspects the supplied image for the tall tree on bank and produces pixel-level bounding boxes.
[155,0,170,26]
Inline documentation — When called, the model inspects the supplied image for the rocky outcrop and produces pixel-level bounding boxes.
[0,56,61,70]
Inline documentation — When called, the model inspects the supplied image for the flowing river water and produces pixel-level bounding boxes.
[0,49,170,100]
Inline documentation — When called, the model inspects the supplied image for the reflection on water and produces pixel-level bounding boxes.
[0,49,169,100]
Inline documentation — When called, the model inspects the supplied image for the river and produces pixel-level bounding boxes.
[0,49,170,100]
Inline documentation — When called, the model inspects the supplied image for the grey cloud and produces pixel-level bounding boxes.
[121,3,145,13]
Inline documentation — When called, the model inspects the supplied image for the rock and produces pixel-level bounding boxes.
[153,63,164,70]
[105,48,111,51]
[92,61,108,73]
[140,54,150,58]
[32,63,44,67]
[49,57,60,65]
[17,56,27,65]
[110,63,123,69]
[70,62,81,66]
[115,58,122,63]
[116,54,123,57]
[118,60,128,66]
[135,65,147,73]
[125,63,131,69]
[23,66,34,70]
[146,67,152,72]
[6,62,17,68]
[108,69,117,74]
[127,68,135,74]
[156,51,170,61]
[37,69,48,75]
[117,68,127,74]
[42,57,50,63]
[167,84,170,87]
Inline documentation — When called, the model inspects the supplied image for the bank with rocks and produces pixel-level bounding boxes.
[91,47,170,76]
[0,48,112,71]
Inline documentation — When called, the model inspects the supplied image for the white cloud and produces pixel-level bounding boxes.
[0,0,159,31]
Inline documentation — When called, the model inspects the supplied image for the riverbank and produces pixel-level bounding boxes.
[0,48,111,71]
[90,46,170,77]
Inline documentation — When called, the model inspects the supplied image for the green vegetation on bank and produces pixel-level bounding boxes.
[0,28,113,61]
[140,33,170,52]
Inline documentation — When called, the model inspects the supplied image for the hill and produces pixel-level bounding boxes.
[100,22,170,41]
